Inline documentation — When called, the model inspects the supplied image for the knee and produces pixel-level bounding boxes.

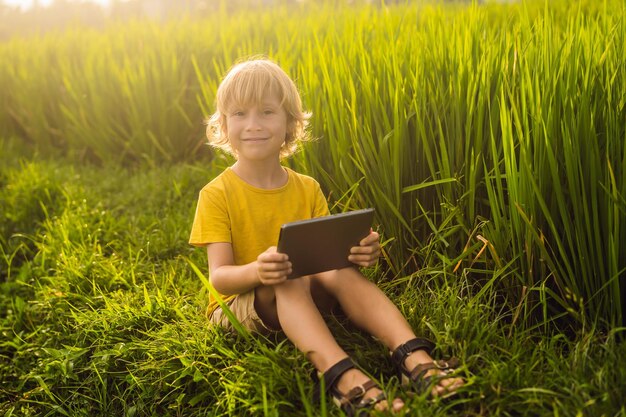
[273,275,312,298]
[311,270,339,291]
[312,267,360,292]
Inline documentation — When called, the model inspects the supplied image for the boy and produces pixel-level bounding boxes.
[190,58,463,415]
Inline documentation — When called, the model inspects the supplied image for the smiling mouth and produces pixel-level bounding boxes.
[241,137,269,142]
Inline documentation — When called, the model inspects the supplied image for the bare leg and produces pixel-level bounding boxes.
[312,268,414,348]
[256,277,345,371]
[312,267,464,396]
[255,278,403,411]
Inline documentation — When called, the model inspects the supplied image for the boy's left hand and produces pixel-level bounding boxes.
[348,229,381,267]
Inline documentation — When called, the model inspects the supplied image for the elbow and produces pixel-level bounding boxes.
[209,272,226,294]
[209,270,234,296]
[209,263,257,295]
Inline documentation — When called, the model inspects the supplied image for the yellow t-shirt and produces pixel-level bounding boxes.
[189,166,329,313]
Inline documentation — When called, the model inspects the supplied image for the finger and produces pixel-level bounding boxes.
[350,248,381,259]
[260,260,292,270]
[259,275,289,286]
[259,268,291,281]
[348,254,378,267]
[260,262,292,277]
[350,247,381,261]
[261,252,289,262]
[360,230,379,246]
[259,251,289,263]
[350,244,378,255]
[259,270,290,281]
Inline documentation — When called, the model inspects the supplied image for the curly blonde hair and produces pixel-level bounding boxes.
[206,58,311,158]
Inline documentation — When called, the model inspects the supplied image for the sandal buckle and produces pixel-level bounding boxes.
[346,385,366,400]
[433,357,460,371]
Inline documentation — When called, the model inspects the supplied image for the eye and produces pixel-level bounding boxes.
[232,110,245,117]
[263,109,275,115]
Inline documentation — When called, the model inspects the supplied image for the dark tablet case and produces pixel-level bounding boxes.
[276,208,375,279]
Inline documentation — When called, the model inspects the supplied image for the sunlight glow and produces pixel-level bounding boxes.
[2,0,111,10]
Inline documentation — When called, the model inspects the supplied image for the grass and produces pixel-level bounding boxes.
[1,0,625,414]
[4,0,623,326]
[1,155,625,416]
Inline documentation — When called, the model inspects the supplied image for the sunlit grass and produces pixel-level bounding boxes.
[1,0,626,413]
[0,0,624,327]
[1,159,625,415]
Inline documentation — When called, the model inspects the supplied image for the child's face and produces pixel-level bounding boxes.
[226,95,288,162]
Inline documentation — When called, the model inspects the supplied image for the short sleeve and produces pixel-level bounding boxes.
[189,186,232,247]
[312,182,330,218]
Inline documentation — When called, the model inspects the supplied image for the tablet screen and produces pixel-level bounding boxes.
[277,208,375,279]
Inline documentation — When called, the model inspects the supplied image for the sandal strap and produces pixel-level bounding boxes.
[410,362,438,381]
[322,357,355,394]
[409,358,461,393]
[339,379,388,415]
[391,338,435,369]
[316,358,390,415]
[439,357,460,369]
[339,379,378,406]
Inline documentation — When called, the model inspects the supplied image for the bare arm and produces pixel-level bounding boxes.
[206,242,293,295]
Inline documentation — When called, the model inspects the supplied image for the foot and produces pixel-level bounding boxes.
[403,349,464,397]
[336,368,405,413]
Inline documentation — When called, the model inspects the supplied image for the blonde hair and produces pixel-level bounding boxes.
[206,58,311,158]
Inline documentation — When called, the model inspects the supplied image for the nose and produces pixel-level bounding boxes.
[245,113,262,131]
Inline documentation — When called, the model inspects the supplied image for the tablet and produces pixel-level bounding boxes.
[277,208,375,279]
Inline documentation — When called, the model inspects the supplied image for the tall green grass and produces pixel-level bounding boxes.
[1,0,624,327]
[289,0,625,327]
[1,158,625,415]
[486,2,626,327]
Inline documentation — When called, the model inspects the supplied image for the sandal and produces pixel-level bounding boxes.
[391,338,461,397]
[315,357,388,417]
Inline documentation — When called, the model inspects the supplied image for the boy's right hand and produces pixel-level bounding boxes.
[256,246,292,285]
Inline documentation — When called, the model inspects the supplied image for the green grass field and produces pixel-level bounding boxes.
[1,0,625,415]
[1,157,624,416]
